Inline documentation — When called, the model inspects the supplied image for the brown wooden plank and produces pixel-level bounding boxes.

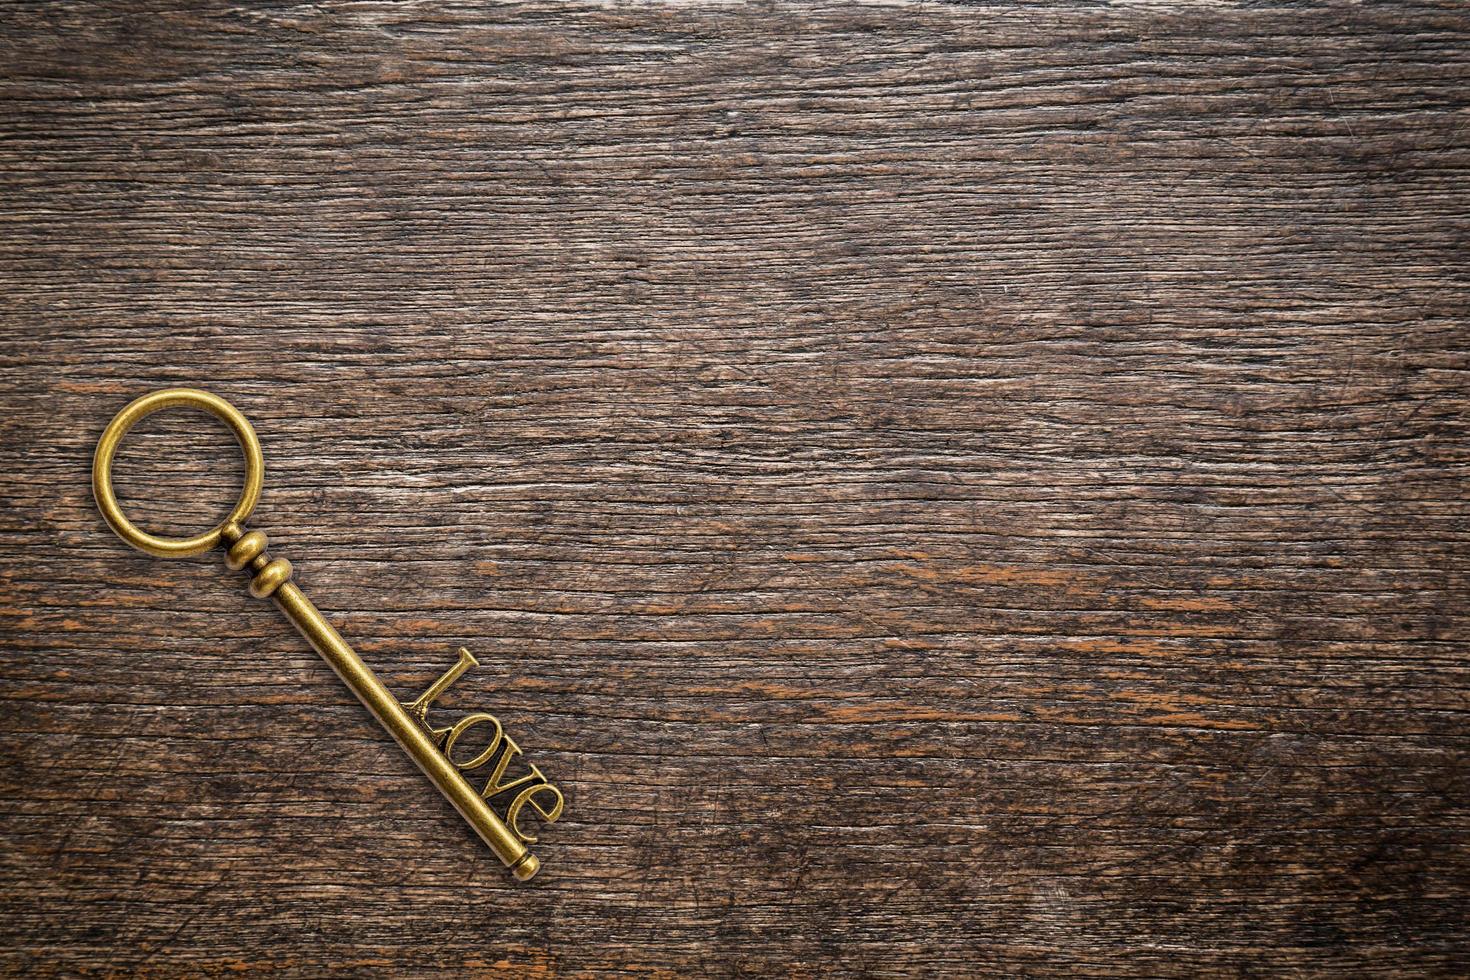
[1,1,1468,975]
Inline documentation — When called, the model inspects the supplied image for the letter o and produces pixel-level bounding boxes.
[442,712,503,770]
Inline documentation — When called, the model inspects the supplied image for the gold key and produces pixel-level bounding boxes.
[92,388,563,881]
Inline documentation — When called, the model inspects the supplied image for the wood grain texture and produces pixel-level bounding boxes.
[2,1,1468,975]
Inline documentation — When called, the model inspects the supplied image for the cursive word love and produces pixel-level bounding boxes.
[402,648,564,844]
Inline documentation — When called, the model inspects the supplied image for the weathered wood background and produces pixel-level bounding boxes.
[2,1,1468,975]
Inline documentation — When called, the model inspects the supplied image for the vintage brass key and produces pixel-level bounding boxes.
[92,388,562,881]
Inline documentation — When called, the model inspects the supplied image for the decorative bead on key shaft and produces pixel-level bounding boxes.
[92,388,561,882]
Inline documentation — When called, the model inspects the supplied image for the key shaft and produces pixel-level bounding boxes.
[224,525,540,881]
[271,581,540,880]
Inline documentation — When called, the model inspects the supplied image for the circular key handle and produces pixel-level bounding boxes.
[93,388,263,559]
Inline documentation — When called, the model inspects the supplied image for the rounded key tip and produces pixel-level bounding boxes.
[511,854,540,882]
